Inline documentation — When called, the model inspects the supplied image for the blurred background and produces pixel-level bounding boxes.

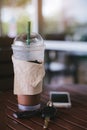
[0,0,87,40]
[0,0,87,90]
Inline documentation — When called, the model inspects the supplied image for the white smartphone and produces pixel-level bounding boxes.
[50,91,71,108]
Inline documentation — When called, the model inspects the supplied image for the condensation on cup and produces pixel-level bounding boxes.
[12,32,45,62]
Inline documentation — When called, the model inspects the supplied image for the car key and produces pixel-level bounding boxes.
[13,110,41,119]
[42,101,57,129]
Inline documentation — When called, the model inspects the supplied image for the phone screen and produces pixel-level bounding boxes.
[51,94,69,103]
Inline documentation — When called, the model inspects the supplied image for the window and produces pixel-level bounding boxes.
[0,0,87,41]
[0,0,38,37]
[40,0,87,41]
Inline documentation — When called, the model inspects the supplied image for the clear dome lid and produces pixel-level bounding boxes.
[13,32,44,47]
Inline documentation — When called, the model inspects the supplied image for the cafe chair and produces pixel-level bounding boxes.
[45,50,68,84]
[0,37,14,91]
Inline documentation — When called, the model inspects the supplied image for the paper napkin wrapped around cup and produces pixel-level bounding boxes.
[12,56,45,95]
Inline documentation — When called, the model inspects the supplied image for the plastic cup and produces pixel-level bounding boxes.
[12,33,45,111]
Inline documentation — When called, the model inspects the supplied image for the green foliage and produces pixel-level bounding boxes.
[3,0,31,7]
[2,22,8,35]
[16,14,31,34]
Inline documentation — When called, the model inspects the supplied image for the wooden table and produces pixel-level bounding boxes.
[1,84,87,130]
[45,40,87,53]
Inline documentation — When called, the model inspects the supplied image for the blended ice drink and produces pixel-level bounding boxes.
[12,22,45,111]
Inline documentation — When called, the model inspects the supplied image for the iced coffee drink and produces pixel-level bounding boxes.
[12,26,45,111]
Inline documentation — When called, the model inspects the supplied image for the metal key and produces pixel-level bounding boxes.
[42,101,57,129]
[43,116,50,129]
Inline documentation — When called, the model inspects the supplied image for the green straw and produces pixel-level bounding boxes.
[27,21,31,45]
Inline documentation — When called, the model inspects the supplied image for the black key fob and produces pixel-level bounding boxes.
[42,101,57,119]
[13,110,41,119]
